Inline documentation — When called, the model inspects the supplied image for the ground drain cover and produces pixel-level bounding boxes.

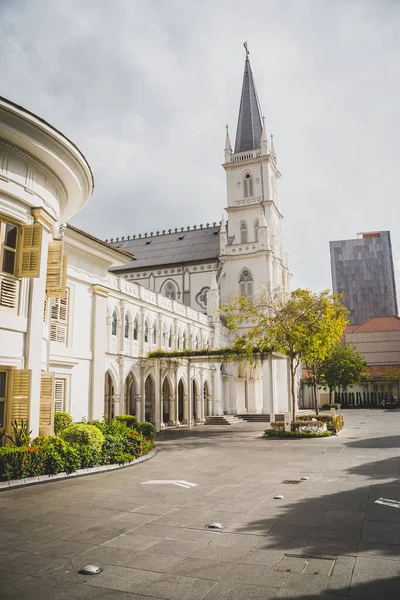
[282,480,302,484]
[275,554,336,576]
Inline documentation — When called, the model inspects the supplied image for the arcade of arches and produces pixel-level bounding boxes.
[103,361,214,431]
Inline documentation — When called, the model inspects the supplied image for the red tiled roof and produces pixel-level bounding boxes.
[346,316,400,334]
[67,224,135,259]
[366,364,400,378]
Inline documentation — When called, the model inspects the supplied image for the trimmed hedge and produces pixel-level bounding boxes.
[137,421,156,441]
[115,415,139,429]
[264,429,332,438]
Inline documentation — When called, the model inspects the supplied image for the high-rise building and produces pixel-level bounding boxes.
[330,231,398,325]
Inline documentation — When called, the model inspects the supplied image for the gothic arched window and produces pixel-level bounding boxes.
[240,222,248,244]
[164,281,178,300]
[111,311,117,336]
[239,269,253,297]
[168,327,173,348]
[133,317,138,341]
[124,314,129,339]
[243,173,254,198]
[254,219,259,242]
[144,321,149,343]
[182,331,187,350]
[153,322,157,345]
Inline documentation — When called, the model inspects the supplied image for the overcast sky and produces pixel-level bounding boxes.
[1,0,399,295]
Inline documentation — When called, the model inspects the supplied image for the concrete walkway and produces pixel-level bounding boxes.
[0,410,400,599]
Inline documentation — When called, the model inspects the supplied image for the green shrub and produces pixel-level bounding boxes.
[1,420,32,447]
[0,445,42,480]
[137,421,156,441]
[31,436,80,475]
[60,423,104,453]
[115,415,139,429]
[270,421,285,431]
[54,412,73,435]
[321,403,341,410]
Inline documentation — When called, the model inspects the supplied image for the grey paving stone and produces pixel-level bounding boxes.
[0,550,66,576]
[102,532,159,551]
[59,585,154,600]
[84,564,162,593]
[146,537,206,557]
[350,556,400,599]
[138,573,217,600]
[170,556,236,580]
[0,574,72,600]
[37,539,97,558]
[0,568,28,591]
[203,580,280,599]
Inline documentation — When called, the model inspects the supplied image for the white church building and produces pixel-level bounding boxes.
[0,54,292,438]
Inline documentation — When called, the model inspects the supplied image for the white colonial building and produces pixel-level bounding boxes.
[0,54,293,438]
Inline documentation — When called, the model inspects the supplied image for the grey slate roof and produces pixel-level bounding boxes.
[110,225,221,271]
[234,58,263,154]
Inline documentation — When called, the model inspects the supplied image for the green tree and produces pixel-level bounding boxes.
[321,343,367,402]
[224,288,348,421]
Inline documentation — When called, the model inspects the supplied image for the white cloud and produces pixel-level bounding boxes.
[0,0,399,300]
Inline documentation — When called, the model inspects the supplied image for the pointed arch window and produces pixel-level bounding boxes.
[111,311,117,336]
[254,219,259,242]
[153,322,157,345]
[168,327,173,348]
[133,317,138,341]
[124,314,129,339]
[240,222,248,244]
[243,173,254,198]
[144,321,149,343]
[163,281,178,300]
[182,331,187,350]
[239,269,253,297]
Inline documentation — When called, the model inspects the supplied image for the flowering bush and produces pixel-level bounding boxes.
[0,416,155,481]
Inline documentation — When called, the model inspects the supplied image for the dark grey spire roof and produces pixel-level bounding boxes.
[234,58,263,154]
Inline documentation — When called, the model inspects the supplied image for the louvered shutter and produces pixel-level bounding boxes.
[54,379,65,412]
[16,224,42,278]
[43,295,48,322]
[0,275,17,309]
[46,241,67,298]
[10,369,31,425]
[39,372,55,435]
[50,289,69,344]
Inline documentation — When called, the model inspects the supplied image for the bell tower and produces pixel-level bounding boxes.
[219,45,290,304]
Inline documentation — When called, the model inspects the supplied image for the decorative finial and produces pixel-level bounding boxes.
[244,41,249,59]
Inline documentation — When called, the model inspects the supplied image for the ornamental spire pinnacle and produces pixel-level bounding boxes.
[234,44,263,154]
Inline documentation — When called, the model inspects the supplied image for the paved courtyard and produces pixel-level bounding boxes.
[0,410,400,599]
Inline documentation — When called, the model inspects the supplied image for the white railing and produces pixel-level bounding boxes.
[231,149,261,162]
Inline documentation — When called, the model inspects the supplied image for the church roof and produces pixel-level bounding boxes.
[109,224,221,272]
[234,58,263,153]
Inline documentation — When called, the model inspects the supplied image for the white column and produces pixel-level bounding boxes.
[139,364,146,422]
[25,216,52,437]
[120,300,126,354]
[155,359,161,432]
[115,356,124,416]
[89,285,109,420]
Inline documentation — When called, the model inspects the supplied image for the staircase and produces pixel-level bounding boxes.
[238,413,285,423]
[205,415,245,426]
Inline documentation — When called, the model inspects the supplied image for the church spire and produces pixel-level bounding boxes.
[234,43,263,154]
[224,125,232,162]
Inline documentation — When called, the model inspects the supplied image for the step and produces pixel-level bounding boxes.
[205,415,245,425]
[238,413,285,422]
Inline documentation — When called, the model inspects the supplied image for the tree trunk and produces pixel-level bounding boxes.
[313,379,319,415]
[290,359,296,424]
[329,387,333,404]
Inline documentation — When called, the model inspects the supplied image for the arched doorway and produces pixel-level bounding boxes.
[104,371,114,419]
[145,375,155,424]
[125,372,136,416]
[178,379,184,423]
[192,379,198,421]
[204,380,210,417]
[162,378,171,425]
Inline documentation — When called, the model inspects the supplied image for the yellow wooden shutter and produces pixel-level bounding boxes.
[10,369,31,425]
[46,241,67,298]
[39,372,55,435]
[50,289,68,344]
[16,224,42,278]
